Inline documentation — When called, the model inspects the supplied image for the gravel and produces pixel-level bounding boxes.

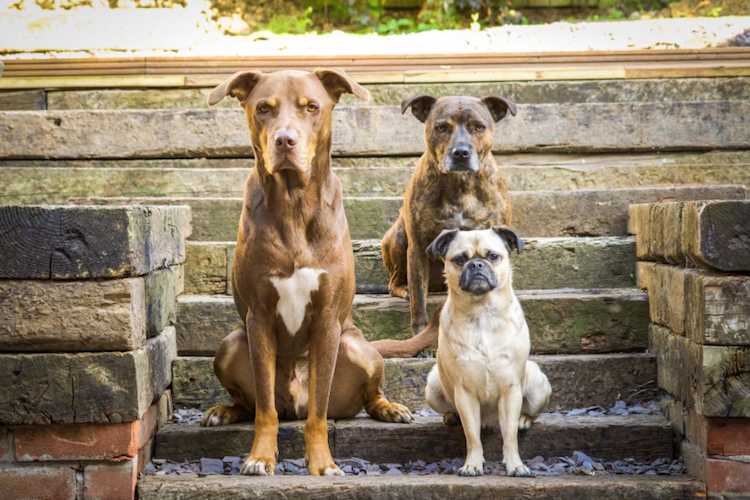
[141,453,686,477]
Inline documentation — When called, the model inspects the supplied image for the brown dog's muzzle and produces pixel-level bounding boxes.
[266,127,310,175]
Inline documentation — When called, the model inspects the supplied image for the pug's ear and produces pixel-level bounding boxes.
[207,71,263,107]
[427,228,460,262]
[482,96,517,122]
[401,94,437,123]
[492,226,523,254]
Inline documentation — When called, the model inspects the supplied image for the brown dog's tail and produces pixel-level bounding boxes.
[370,303,443,358]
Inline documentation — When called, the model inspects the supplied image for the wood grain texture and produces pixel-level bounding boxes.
[0,205,190,279]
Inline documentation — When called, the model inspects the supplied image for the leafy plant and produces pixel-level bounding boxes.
[266,7,313,34]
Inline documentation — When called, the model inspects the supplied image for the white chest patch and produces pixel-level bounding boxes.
[270,267,327,336]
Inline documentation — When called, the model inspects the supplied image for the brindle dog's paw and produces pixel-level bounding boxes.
[388,284,409,299]
[201,404,246,427]
[373,402,414,424]
[443,411,461,426]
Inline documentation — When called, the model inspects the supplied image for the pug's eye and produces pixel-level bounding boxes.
[487,252,500,263]
[307,103,318,113]
[435,124,447,133]
[452,255,467,266]
[258,103,270,114]
[474,124,485,132]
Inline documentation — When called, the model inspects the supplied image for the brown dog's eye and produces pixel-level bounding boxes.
[258,104,270,114]
[435,125,447,133]
[487,252,500,262]
[474,124,485,132]
[307,103,318,113]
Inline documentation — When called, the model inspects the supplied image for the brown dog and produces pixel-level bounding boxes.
[382,94,517,337]
[199,69,438,477]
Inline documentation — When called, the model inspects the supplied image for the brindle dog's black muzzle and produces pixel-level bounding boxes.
[446,143,480,172]
[459,258,498,295]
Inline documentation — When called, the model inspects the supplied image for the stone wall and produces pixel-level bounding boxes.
[629,200,750,497]
[0,205,191,500]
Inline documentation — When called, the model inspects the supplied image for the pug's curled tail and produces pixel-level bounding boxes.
[370,303,443,358]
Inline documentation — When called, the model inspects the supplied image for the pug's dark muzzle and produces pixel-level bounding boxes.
[459,258,498,295]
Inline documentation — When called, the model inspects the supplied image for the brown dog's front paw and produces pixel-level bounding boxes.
[201,404,250,427]
[305,448,344,476]
[239,455,276,476]
[370,401,414,424]
[443,411,461,426]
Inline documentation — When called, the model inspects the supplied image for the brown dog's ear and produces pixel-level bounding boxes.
[482,96,517,122]
[492,226,524,254]
[314,68,370,103]
[207,71,263,107]
[427,228,460,262]
[401,94,437,123]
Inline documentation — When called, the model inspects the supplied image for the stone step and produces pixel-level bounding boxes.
[69,184,746,240]
[184,237,638,295]
[41,77,750,110]
[138,474,704,500]
[3,152,750,201]
[154,414,673,464]
[171,353,657,414]
[175,289,649,356]
[1,102,748,159]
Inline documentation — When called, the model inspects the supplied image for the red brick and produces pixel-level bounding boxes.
[139,404,159,451]
[706,458,750,494]
[15,422,139,462]
[84,460,137,500]
[137,437,155,474]
[0,427,11,462]
[0,464,76,500]
[686,411,750,456]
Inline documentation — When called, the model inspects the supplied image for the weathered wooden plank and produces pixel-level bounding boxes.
[630,200,750,272]
[335,414,671,464]
[0,205,190,279]
[71,185,745,241]
[138,474,705,500]
[1,102,748,159]
[154,414,671,464]
[0,90,45,110]
[175,289,648,357]
[44,78,750,109]
[0,278,147,352]
[649,324,750,418]
[170,353,657,413]
[638,263,750,346]
[155,420,334,463]
[0,327,177,425]
[185,237,636,295]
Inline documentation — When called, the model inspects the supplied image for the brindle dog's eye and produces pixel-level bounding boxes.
[453,255,467,266]
[474,124,485,132]
[436,125,446,132]
[258,104,270,114]
[487,252,500,262]
[307,103,318,113]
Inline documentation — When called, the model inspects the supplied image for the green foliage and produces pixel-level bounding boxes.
[587,8,624,20]
[706,6,723,16]
[266,6,314,34]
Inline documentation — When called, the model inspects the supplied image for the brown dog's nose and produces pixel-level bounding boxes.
[452,145,471,159]
[275,131,298,150]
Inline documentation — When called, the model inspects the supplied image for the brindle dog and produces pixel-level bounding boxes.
[382,94,516,337]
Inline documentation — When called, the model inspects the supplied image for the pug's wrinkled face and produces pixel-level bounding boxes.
[427,227,523,297]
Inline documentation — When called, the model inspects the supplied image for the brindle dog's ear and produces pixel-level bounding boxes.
[482,96,517,122]
[401,94,437,123]
[492,226,524,254]
[427,228,460,262]
[314,68,371,103]
[207,71,263,107]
